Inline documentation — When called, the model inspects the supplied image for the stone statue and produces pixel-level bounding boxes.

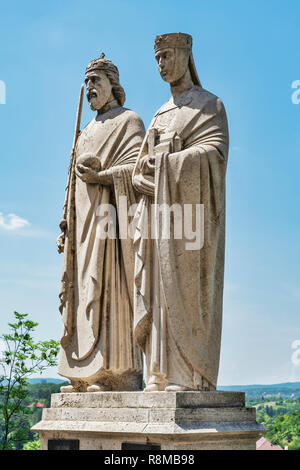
[132,33,229,392]
[57,54,145,392]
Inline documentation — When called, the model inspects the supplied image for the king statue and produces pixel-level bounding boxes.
[132,33,229,392]
[57,54,145,392]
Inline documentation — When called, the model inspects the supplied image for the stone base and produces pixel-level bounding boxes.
[32,391,264,450]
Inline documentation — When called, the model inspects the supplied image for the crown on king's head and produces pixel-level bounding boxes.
[85,53,120,77]
[154,33,193,53]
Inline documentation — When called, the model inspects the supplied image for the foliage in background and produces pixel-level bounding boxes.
[0,312,60,450]
[246,396,300,450]
[263,408,300,450]
[23,438,41,450]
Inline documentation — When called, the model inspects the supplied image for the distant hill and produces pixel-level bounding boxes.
[28,378,66,384]
[218,382,300,399]
[219,382,300,390]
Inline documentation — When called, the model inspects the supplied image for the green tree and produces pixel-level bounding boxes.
[23,439,41,450]
[0,312,60,450]
[264,408,300,450]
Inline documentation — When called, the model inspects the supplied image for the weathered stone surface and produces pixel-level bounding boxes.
[50,391,245,409]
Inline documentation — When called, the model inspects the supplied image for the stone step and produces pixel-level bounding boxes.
[42,405,255,423]
[51,391,245,409]
[32,419,265,437]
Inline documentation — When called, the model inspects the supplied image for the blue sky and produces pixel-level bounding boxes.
[0,0,299,385]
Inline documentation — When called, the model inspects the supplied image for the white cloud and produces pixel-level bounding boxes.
[0,212,30,231]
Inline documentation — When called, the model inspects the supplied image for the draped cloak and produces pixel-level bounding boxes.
[133,86,229,389]
[58,105,145,388]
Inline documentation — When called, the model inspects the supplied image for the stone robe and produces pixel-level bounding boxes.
[58,105,145,390]
[133,86,229,390]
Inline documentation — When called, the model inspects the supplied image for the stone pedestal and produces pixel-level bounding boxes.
[32,391,264,450]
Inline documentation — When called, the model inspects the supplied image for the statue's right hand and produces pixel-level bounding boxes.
[76,153,101,172]
[57,233,65,254]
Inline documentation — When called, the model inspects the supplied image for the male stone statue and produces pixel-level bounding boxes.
[132,33,229,392]
[57,54,145,392]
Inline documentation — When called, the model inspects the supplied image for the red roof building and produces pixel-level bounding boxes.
[36,402,46,408]
[256,436,283,451]
[27,402,46,408]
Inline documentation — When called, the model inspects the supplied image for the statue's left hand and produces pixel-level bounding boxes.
[140,155,156,176]
[133,174,155,197]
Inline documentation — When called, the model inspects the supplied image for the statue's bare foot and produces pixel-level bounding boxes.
[164,383,190,392]
[144,375,165,392]
[144,383,162,392]
[87,383,110,392]
[60,382,86,393]
[60,385,75,393]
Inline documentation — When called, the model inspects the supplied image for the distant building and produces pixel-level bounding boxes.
[27,402,46,409]
[256,436,283,451]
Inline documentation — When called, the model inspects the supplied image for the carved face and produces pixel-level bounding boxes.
[85,70,113,111]
[155,47,190,84]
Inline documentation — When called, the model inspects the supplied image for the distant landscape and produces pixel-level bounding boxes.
[219,382,300,399]
[28,378,66,385]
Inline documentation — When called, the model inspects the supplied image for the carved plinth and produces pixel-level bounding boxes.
[32,391,264,450]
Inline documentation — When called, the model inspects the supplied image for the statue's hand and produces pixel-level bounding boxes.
[76,153,101,172]
[76,164,101,184]
[133,174,155,197]
[140,154,156,176]
[57,232,65,254]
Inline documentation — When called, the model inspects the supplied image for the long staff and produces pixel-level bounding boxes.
[60,84,84,234]
[59,84,84,345]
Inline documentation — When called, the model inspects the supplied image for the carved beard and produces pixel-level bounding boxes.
[87,89,100,111]
[87,88,111,112]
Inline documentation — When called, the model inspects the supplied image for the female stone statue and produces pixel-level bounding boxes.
[132,33,229,392]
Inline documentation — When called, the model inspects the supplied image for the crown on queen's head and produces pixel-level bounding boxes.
[85,53,120,78]
[154,33,193,53]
